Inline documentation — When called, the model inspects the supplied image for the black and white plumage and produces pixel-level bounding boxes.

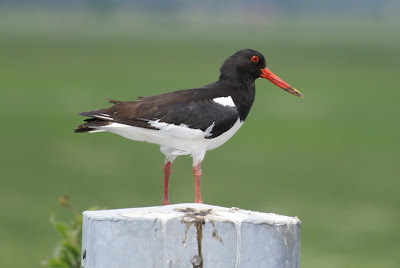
[75,48,303,205]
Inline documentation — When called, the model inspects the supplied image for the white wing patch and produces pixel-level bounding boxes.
[204,122,215,137]
[148,119,215,139]
[213,96,235,107]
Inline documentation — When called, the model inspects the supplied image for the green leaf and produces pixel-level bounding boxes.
[46,258,69,267]
[44,197,100,268]
[62,241,80,260]
[54,221,70,239]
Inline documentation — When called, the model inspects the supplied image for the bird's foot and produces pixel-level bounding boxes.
[162,199,171,205]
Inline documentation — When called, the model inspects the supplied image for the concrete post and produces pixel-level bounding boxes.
[81,203,301,268]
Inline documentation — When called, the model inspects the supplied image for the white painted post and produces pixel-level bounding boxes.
[81,203,300,268]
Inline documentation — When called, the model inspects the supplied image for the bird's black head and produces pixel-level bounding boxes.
[219,49,266,81]
[220,49,304,98]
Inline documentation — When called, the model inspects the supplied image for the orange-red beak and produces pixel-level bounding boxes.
[260,67,304,98]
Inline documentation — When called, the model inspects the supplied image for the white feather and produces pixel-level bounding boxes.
[94,114,113,121]
[148,119,214,139]
[213,96,235,107]
[98,119,243,166]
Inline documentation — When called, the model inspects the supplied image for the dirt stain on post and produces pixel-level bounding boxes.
[175,208,212,268]
[212,229,223,243]
[194,219,204,267]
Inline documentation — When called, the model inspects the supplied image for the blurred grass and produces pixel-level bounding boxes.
[1,10,399,267]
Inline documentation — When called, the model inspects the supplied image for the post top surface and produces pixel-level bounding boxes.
[83,203,300,226]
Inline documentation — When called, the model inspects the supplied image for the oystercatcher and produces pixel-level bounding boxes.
[75,49,303,205]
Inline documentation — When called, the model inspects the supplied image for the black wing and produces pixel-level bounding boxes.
[75,84,239,138]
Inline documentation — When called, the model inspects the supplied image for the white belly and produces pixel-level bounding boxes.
[99,119,243,155]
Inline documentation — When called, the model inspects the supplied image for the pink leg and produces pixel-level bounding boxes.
[193,163,203,204]
[163,162,172,205]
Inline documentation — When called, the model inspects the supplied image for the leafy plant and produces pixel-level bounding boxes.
[42,195,99,268]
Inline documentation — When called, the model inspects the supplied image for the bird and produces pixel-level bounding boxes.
[74,48,303,205]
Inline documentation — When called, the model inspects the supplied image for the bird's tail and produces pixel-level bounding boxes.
[74,108,109,133]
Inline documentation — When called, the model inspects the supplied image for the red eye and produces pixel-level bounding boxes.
[251,55,259,63]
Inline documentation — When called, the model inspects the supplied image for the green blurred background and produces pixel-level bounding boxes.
[1,1,399,267]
